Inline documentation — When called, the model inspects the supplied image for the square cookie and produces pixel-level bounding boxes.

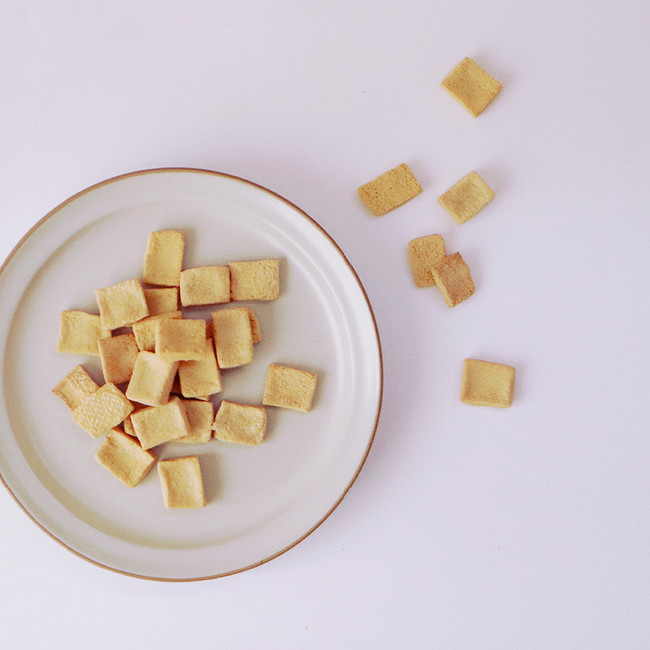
[95,278,149,330]
[95,429,156,487]
[132,310,182,352]
[125,350,179,406]
[52,364,99,410]
[158,456,206,508]
[98,333,140,384]
[262,363,318,413]
[144,287,179,316]
[155,318,206,361]
[180,266,230,306]
[178,338,222,398]
[431,252,475,307]
[460,358,515,407]
[357,163,422,216]
[407,235,446,288]
[441,57,502,117]
[211,308,253,368]
[143,230,185,286]
[130,396,190,449]
[56,311,110,356]
[229,259,280,301]
[438,172,495,224]
[176,399,214,443]
[212,400,267,446]
[72,383,134,438]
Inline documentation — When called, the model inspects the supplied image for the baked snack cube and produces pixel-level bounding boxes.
[177,399,214,443]
[441,57,502,117]
[357,163,423,216]
[180,266,230,306]
[438,172,495,224]
[155,318,206,361]
[229,259,280,301]
[95,278,149,330]
[178,338,222,398]
[52,365,99,410]
[143,230,184,286]
[212,400,267,446]
[130,396,190,449]
[132,310,182,352]
[144,287,179,316]
[246,308,262,344]
[98,333,140,384]
[407,235,446,288]
[262,363,318,413]
[71,383,134,438]
[431,252,475,307]
[211,308,253,368]
[460,358,515,408]
[157,456,206,508]
[125,350,179,406]
[95,429,156,487]
[56,311,110,356]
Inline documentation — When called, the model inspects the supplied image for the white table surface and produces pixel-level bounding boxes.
[1,1,648,648]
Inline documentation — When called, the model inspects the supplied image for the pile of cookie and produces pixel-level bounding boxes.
[357,57,515,408]
[53,230,318,508]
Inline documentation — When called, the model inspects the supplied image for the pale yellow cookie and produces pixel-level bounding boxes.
[71,383,134,438]
[125,350,179,406]
[98,333,140,384]
[262,363,318,413]
[211,308,253,369]
[407,235,446,288]
[212,400,267,446]
[155,318,206,361]
[460,358,515,407]
[132,311,182,352]
[176,399,214,443]
[357,163,423,216]
[438,172,495,224]
[56,311,110,356]
[143,230,184,286]
[157,456,206,508]
[441,57,502,117]
[130,396,190,450]
[144,287,179,316]
[229,259,280,301]
[95,279,149,330]
[180,266,231,306]
[431,252,475,307]
[95,429,156,487]
[52,365,100,410]
[177,338,222,398]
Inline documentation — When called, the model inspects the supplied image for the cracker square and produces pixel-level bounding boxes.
[178,338,222,398]
[460,358,515,407]
[212,400,267,446]
[262,363,318,413]
[143,230,184,286]
[132,311,182,352]
[125,350,179,406]
[357,163,423,216]
[177,400,214,443]
[95,429,156,487]
[441,57,502,117]
[229,259,280,301]
[431,252,475,307]
[180,266,230,306]
[155,318,206,361]
[144,287,179,316]
[98,333,140,384]
[157,456,206,508]
[95,279,149,330]
[130,396,190,450]
[71,383,134,438]
[56,311,111,356]
[52,365,100,410]
[211,308,253,369]
[407,235,447,288]
[438,172,495,224]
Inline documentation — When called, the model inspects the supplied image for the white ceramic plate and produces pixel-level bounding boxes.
[0,168,382,580]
